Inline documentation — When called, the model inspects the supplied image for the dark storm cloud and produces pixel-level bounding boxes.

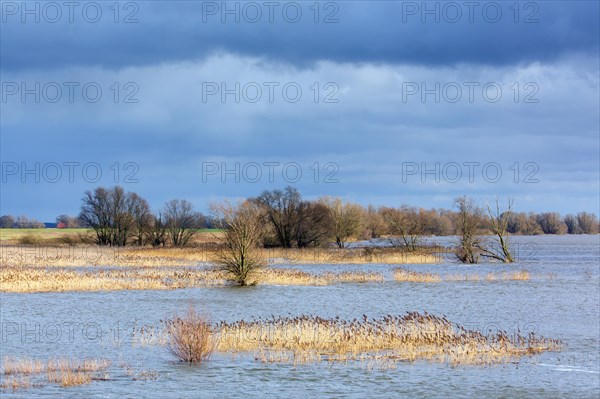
[1,1,598,71]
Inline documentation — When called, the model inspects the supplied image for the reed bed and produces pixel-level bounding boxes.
[393,267,442,283]
[131,312,562,367]
[1,244,439,269]
[0,375,32,391]
[393,268,532,283]
[266,247,439,264]
[215,312,562,366]
[0,265,387,292]
[1,357,110,390]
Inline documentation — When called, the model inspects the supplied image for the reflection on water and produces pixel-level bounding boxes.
[1,235,598,398]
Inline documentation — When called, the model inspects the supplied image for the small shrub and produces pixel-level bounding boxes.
[17,234,41,245]
[166,304,214,363]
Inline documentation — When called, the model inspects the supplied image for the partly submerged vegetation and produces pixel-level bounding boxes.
[1,357,110,390]
[154,307,562,367]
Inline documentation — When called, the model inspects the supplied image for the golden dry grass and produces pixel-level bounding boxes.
[393,267,442,283]
[393,268,532,283]
[134,312,562,367]
[1,244,439,268]
[0,375,32,391]
[0,264,387,292]
[1,357,110,390]
[266,247,439,264]
[212,312,562,366]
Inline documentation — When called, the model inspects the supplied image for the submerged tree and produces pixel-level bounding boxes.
[381,206,424,251]
[477,198,514,263]
[211,200,266,286]
[454,196,483,264]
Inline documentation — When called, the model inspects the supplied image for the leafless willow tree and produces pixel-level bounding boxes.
[210,200,266,286]
[536,212,567,234]
[320,197,363,248]
[477,198,514,263]
[0,215,16,228]
[79,186,149,246]
[13,215,45,229]
[576,212,599,234]
[254,186,302,248]
[362,205,387,239]
[454,196,483,264]
[295,201,333,248]
[381,206,423,251]
[163,199,205,247]
[146,213,168,247]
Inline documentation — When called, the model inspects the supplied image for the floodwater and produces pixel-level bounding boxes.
[1,235,599,398]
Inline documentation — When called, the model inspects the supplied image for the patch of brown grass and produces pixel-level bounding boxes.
[0,264,389,292]
[393,267,442,283]
[214,312,562,366]
[392,268,532,283]
[1,375,31,391]
[266,247,439,264]
[1,356,110,390]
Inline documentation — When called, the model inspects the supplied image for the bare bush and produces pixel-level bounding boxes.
[166,304,214,363]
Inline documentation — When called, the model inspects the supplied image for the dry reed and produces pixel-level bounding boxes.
[214,312,562,366]
[0,244,439,269]
[392,268,532,283]
[393,267,442,283]
[1,265,388,292]
[1,356,110,390]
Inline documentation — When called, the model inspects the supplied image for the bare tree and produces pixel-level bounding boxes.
[14,215,45,229]
[79,186,149,246]
[454,196,483,264]
[320,197,363,248]
[130,194,153,246]
[254,186,302,248]
[507,212,543,235]
[477,198,514,262]
[295,201,333,248]
[536,212,567,234]
[0,215,16,228]
[147,212,168,247]
[362,205,386,239]
[210,200,266,286]
[163,199,204,247]
[381,206,423,251]
[576,212,599,234]
[563,214,580,234]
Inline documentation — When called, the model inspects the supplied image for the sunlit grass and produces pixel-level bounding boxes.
[1,357,110,390]
[215,312,562,366]
[0,264,389,292]
[137,312,562,367]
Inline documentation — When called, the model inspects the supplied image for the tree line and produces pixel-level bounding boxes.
[1,185,598,247]
[2,185,598,283]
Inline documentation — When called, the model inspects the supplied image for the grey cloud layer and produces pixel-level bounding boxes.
[1,1,598,70]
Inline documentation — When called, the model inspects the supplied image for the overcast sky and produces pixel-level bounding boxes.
[1,0,599,221]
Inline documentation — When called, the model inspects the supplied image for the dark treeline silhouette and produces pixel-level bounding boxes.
[1,186,598,249]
